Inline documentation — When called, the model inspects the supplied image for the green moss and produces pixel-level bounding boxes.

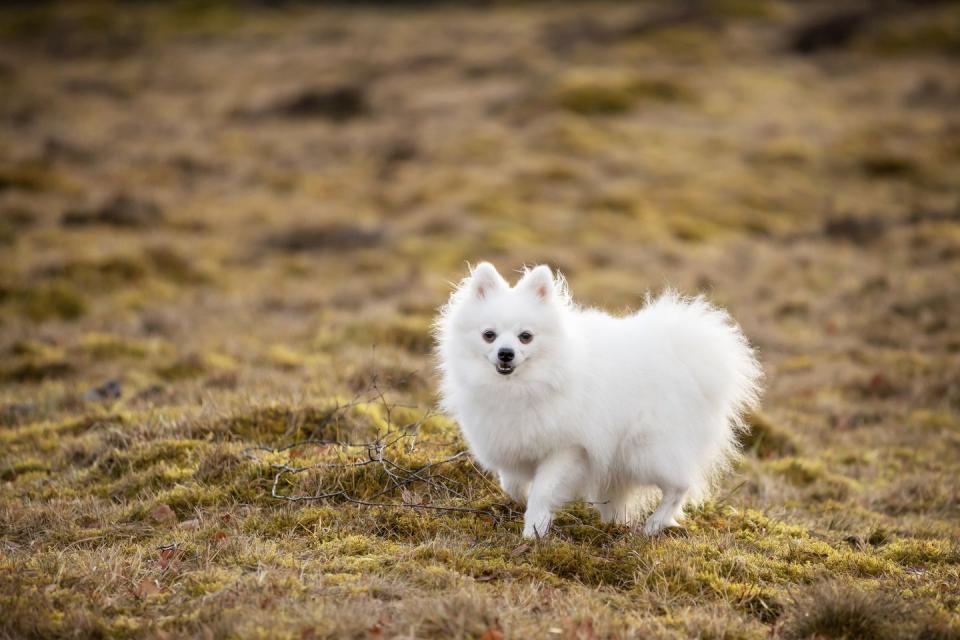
[74,333,151,359]
[388,407,459,437]
[264,343,307,370]
[766,457,823,486]
[0,357,73,383]
[149,483,233,513]
[882,539,959,566]
[909,410,960,433]
[156,1,246,37]
[103,463,198,499]
[432,544,550,583]
[668,215,724,243]
[764,458,858,500]
[0,162,60,192]
[9,339,61,358]
[221,404,328,442]
[638,543,709,598]
[0,456,50,481]
[374,509,443,542]
[527,538,639,587]
[555,81,634,115]
[16,283,87,321]
[553,71,693,115]
[0,413,125,457]
[219,401,408,444]
[93,439,209,479]
[155,351,235,381]
[182,568,235,597]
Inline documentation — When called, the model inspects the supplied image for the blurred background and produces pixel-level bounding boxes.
[1,0,958,405]
[1,1,959,636]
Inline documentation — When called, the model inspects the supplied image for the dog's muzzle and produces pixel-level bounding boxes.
[496,347,515,375]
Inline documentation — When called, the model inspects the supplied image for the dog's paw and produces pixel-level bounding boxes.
[522,523,549,539]
[522,509,552,539]
[642,517,682,537]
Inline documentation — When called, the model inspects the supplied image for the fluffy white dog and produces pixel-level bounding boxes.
[434,263,762,538]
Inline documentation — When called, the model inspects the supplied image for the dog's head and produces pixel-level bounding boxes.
[436,263,570,386]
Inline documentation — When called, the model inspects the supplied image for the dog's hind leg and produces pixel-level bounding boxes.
[642,485,688,536]
[596,484,637,525]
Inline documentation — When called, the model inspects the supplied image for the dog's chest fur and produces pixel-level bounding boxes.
[455,389,577,471]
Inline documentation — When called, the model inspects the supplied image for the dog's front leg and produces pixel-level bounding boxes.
[522,448,587,539]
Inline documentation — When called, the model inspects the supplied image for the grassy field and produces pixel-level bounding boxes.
[1,1,959,638]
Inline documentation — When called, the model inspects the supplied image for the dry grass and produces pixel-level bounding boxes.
[1,1,959,638]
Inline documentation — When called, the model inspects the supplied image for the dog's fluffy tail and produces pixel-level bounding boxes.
[643,290,764,502]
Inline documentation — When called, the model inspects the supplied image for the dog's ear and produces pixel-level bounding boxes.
[470,262,508,300]
[517,265,554,302]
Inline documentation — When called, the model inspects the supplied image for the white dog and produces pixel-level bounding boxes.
[434,263,762,538]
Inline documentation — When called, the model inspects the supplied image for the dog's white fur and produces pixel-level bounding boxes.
[434,263,762,538]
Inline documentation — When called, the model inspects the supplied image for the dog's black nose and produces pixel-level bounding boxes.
[497,347,515,363]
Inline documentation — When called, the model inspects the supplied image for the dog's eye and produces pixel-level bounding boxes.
[518,331,533,344]
[482,330,497,343]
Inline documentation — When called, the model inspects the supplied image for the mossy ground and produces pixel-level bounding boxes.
[2,1,959,638]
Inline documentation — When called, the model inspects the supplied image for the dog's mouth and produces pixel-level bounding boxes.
[495,363,515,376]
